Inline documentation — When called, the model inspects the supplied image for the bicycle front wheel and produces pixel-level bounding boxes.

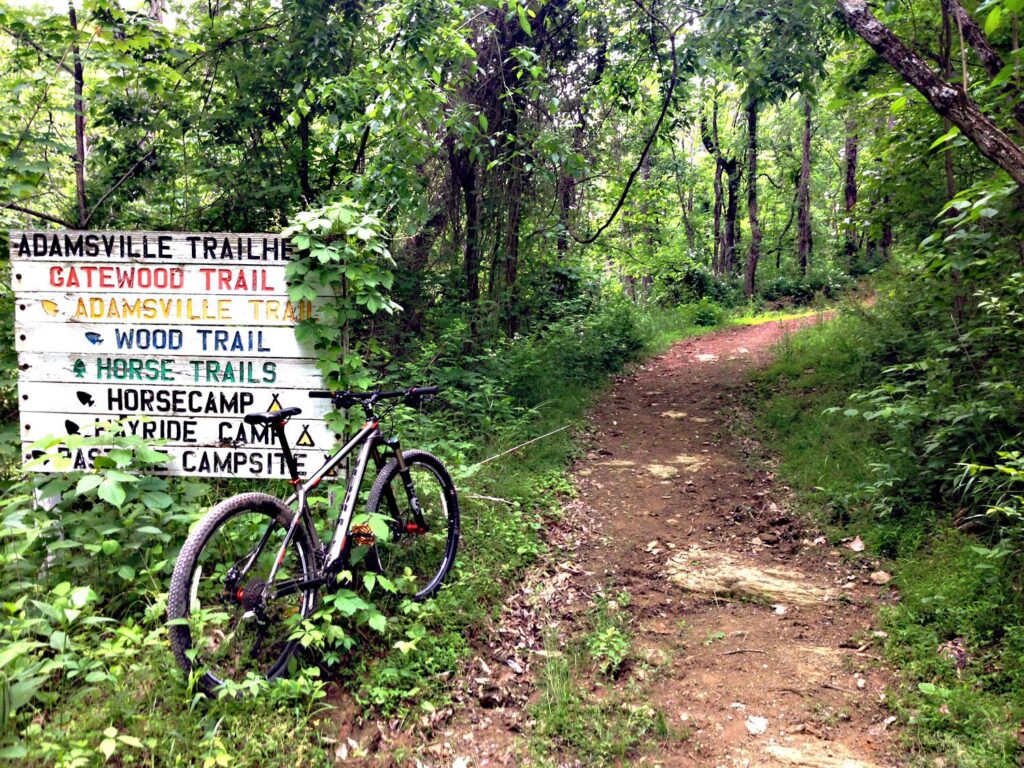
[167,493,318,695]
[366,450,460,600]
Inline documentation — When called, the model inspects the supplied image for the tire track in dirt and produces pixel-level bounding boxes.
[402,314,904,767]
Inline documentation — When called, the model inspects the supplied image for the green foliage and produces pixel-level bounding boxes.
[585,593,632,678]
[757,265,1024,765]
[530,640,671,765]
[759,269,854,305]
[284,198,397,394]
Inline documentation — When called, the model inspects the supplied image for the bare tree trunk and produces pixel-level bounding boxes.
[711,162,723,271]
[69,1,87,227]
[448,144,480,307]
[744,96,762,298]
[503,160,524,336]
[837,0,1024,186]
[940,1,958,200]
[843,120,859,266]
[701,93,740,275]
[796,96,813,275]
[724,161,741,273]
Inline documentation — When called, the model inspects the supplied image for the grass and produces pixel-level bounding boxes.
[753,305,1024,768]
[529,590,686,765]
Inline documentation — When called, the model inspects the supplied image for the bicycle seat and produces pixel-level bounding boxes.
[244,407,301,425]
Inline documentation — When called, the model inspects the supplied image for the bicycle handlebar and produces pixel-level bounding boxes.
[308,386,440,410]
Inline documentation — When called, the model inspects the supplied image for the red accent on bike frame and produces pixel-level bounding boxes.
[236,589,244,602]
[362,420,379,430]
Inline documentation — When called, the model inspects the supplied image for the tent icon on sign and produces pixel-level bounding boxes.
[296,425,315,447]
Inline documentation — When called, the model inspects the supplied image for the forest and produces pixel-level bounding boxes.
[1,0,1024,765]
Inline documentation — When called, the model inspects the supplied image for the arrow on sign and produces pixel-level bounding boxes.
[76,391,95,406]
[85,332,103,345]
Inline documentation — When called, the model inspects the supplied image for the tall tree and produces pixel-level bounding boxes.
[796,95,814,274]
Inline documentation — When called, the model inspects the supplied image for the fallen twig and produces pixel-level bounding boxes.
[466,493,516,507]
[475,425,571,467]
[718,648,767,656]
[821,681,857,694]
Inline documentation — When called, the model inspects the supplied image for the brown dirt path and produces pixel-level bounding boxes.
[396,314,904,767]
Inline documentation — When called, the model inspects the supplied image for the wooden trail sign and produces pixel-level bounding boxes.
[11,229,337,479]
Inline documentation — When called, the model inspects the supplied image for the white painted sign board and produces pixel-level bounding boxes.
[11,230,339,478]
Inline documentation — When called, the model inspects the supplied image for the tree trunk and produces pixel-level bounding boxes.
[744,96,762,298]
[701,93,740,275]
[503,161,524,336]
[448,144,480,306]
[939,1,958,200]
[711,162,723,272]
[843,120,859,265]
[724,160,741,273]
[837,0,1024,186]
[556,173,573,259]
[796,96,813,275]
[69,1,87,227]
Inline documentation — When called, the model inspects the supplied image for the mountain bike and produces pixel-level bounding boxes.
[166,386,459,695]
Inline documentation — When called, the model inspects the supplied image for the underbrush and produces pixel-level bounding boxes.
[529,591,685,765]
[1,292,720,763]
[755,288,1024,767]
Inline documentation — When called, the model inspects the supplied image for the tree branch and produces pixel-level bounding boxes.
[946,0,1024,127]
[837,0,1024,186]
[84,149,156,225]
[1,202,73,227]
[1,24,74,75]
[570,1,683,244]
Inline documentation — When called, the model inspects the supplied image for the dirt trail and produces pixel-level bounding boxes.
[404,315,902,767]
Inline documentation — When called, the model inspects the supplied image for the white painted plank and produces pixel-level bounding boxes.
[15,323,316,358]
[17,382,337,418]
[14,293,319,326]
[18,352,324,388]
[20,411,342,450]
[10,230,297,263]
[13,261,295,295]
[21,442,342,479]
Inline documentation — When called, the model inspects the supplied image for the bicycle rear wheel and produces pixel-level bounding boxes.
[366,450,460,600]
[167,493,318,695]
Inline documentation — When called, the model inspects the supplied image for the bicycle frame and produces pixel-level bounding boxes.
[258,416,394,599]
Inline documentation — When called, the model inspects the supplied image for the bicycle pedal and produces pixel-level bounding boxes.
[350,524,376,546]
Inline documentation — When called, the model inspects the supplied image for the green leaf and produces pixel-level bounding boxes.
[517,4,532,35]
[929,125,960,151]
[100,738,117,760]
[75,474,103,495]
[985,6,1003,35]
[97,477,126,508]
[890,96,907,114]
[368,613,387,632]
[1006,0,1024,13]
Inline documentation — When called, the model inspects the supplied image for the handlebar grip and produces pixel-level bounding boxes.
[409,386,440,396]
[308,390,335,399]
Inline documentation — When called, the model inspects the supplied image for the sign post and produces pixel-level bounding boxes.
[11,229,337,479]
